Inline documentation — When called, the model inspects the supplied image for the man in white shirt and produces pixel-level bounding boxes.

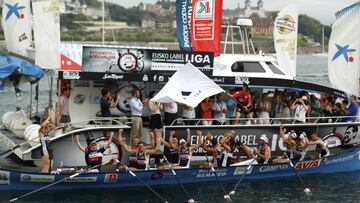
[163,102,178,126]
[57,87,71,124]
[130,88,144,138]
[291,95,309,123]
[182,104,196,125]
[213,94,227,125]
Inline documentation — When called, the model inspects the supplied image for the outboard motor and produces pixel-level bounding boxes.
[9,67,23,99]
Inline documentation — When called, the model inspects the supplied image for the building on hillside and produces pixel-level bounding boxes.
[139,1,176,15]
[141,18,176,31]
[223,0,266,19]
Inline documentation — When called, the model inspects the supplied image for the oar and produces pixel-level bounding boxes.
[284,152,312,196]
[205,156,231,201]
[228,155,258,197]
[163,155,195,203]
[117,161,168,203]
[9,160,113,202]
[0,136,39,158]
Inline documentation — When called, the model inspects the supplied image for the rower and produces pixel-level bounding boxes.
[254,136,271,164]
[219,130,236,167]
[291,132,309,161]
[308,133,330,159]
[233,141,254,162]
[160,131,180,164]
[177,130,203,168]
[75,132,114,171]
[202,132,222,167]
[118,129,140,168]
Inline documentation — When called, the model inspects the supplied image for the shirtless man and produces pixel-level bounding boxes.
[254,136,271,164]
[308,133,330,159]
[219,130,236,167]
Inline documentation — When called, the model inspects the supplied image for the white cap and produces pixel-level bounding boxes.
[260,136,269,144]
[179,139,186,144]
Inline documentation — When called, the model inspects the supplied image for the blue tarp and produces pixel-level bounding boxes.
[0,54,43,85]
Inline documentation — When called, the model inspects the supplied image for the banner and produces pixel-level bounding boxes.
[176,0,223,56]
[61,43,83,71]
[33,0,60,69]
[151,62,224,108]
[82,46,214,75]
[1,0,32,57]
[328,2,360,96]
[274,4,298,78]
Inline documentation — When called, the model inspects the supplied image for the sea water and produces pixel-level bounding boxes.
[2,55,358,203]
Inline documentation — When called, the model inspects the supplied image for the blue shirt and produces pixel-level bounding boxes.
[130,97,143,117]
[344,103,359,122]
[100,98,111,117]
[226,98,237,118]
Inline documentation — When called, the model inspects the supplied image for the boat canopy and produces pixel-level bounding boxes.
[0,54,44,84]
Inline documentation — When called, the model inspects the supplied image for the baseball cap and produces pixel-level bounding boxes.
[179,139,186,144]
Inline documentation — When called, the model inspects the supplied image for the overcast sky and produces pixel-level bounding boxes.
[109,0,359,25]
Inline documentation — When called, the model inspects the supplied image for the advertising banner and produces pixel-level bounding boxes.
[176,0,223,56]
[82,46,214,75]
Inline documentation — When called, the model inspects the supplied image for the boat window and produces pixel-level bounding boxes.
[231,62,265,73]
[266,62,285,75]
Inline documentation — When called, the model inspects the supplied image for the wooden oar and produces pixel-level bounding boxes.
[0,136,39,158]
[163,155,195,203]
[228,155,258,197]
[9,160,113,202]
[284,152,312,196]
[205,156,231,201]
[117,160,168,203]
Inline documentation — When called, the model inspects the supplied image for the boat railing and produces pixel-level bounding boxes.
[170,115,359,126]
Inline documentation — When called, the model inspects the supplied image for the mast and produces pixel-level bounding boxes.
[102,0,105,45]
[322,26,325,54]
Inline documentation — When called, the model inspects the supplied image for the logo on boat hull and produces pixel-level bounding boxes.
[0,170,10,185]
[64,177,97,183]
[195,168,227,178]
[233,166,253,176]
[20,174,55,183]
[295,160,321,170]
[259,164,288,172]
[151,172,163,180]
[104,173,118,183]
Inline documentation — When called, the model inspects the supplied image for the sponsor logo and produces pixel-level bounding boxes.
[102,74,124,80]
[104,173,118,183]
[324,152,360,165]
[143,74,149,82]
[64,177,97,183]
[74,80,90,88]
[259,164,288,172]
[5,2,26,21]
[276,15,297,35]
[331,44,356,63]
[19,33,28,42]
[0,170,10,185]
[295,160,321,170]
[118,52,139,72]
[233,166,253,176]
[63,71,80,80]
[20,174,55,183]
[196,168,227,178]
[151,172,163,180]
[234,77,249,85]
[73,94,86,105]
[194,0,213,19]
[211,77,225,83]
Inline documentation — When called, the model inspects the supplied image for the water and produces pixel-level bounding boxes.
[2,55,358,203]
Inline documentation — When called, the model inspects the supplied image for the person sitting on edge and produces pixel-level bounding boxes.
[39,111,60,173]
[253,136,271,164]
[75,132,114,171]
[343,95,359,122]
[308,133,330,159]
[227,83,254,125]
[202,131,222,167]
[119,131,157,170]
[219,130,236,167]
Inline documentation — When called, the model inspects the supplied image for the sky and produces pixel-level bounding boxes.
[109,0,359,25]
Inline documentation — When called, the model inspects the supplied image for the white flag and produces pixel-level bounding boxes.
[274,4,298,78]
[1,0,32,56]
[151,63,224,108]
[33,0,60,69]
[328,2,360,96]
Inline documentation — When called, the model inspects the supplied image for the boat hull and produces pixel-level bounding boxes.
[1,146,360,191]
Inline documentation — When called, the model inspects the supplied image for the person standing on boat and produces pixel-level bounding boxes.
[227,83,254,125]
[213,94,227,125]
[100,88,120,118]
[200,97,213,126]
[39,111,60,173]
[226,89,237,125]
[75,132,114,171]
[148,90,162,147]
[57,87,71,124]
[291,95,309,123]
[343,95,359,122]
[163,101,178,126]
[254,136,271,164]
[181,104,196,125]
[257,93,271,125]
[219,130,236,167]
[308,133,330,159]
[130,88,147,138]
